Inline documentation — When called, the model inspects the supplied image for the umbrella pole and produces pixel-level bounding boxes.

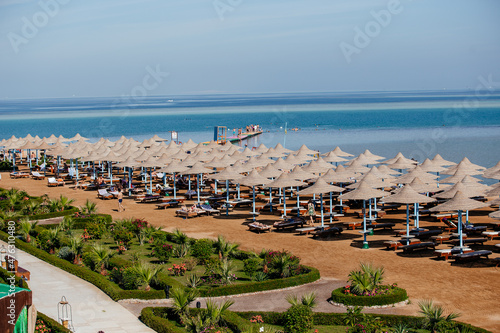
[226,180,229,216]
[465,210,469,225]
[283,187,287,218]
[296,186,300,217]
[237,183,240,200]
[252,186,256,222]
[128,168,132,196]
[368,198,373,220]
[458,210,463,252]
[173,172,177,199]
[320,193,324,227]
[150,167,153,195]
[362,200,368,249]
[197,174,200,203]
[415,203,420,229]
[110,162,113,186]
[329,191,333,224]
[405,204,410,243]
[215,179,218,195]
[269,187,273,213]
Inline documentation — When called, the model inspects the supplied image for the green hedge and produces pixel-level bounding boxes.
[0,231,166,301]
[140,307,186,333]
[330,286,408,307]
[0,268,29,289]
[27,207,79,221]
[199,266,320,297]
[36,312,72,333]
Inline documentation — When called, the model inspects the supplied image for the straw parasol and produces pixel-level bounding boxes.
[236,170,271,221]
[395,165,438,184]
[345,159,370,174]
[181,139,198,151]
[294,144,317,156]
[253,144,269,154]
[341,180,387,248]
[159,160,189,199]
[273,143,293,155]
[207,167,246,215]
[383,185,436,237]
[241,147,260,157]
[483,161,500,177]
[302,159,331,175]
[285,151,314,165]
[429,191,488,251]
[386,156,417,170]
[362,149,385,161]
[483,169,500,180]
[432,154,456,166]
[272,157,294,171]
[442,157,485,175]
[489,210,500,219]
[260,147,286,159]
[266,173,304,217]
[321,151,348,164]
[417,158,447,173]
[289,165,316,181]
[433,182,485,199]
[297,178,344,226]
[182,162,214,202]
[331,146,354,157]
[383,152,415,165]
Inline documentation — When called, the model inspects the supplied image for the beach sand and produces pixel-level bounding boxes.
[1,172,499,331]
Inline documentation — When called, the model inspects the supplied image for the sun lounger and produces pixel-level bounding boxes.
[430,234,451,244]
[247,223,272,233]
[451,238,487,246]
[344,221,362,230]
[273,217,305,231]
[482,231,500,241]
[47,177,64,187]
[175,210,199,218]
[200,204,220,215]
[31,171,45,180]
[409,229,442,240]
[432,213,458,222]
[97,189,114,200]
[226,199,253,208]
[296,227,322,235]
[441,218,458,232]
[10,172,30,178]
[400,242,436,253]
[311,226,343,238]
[435,248,473,261]
[384,238,420,251]
[454,250,492,262]
[156,201,180,209]
[368,222,395,230]
[462,224,487,234]
[136,194,162,203]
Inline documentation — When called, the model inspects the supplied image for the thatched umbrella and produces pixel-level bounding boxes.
[236,170,271,221]
[294,144,317,156]
[266,173,304,217]
[273,143,293,155]
[442,157,485,175]
[331,146,354,157]
[182,162,213,203]
[429,191,488,251]
[290,165,317,215]
[322,150,348,164]
[116,156,144,195]
[395,165,438,184]
[431,154,456,166]
[298,178,344,226]
[383,152,415,165]
[340,180,387,249]
[160,160,188,199]
[206,167,243,215]
[383,185,436,238]
[272,157,294,171]
[205,154,238,194]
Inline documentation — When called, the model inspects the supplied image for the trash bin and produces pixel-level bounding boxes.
[165,285,171,299]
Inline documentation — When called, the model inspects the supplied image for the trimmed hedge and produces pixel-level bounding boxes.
[37,312,72,333]
[199,266,320,297]
[140,307,186,333]
[0,231,166,301]
[330,286,408,306]
[27,207,79,221]
[0,268,29,289]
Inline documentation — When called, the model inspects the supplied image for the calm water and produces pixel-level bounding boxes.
[1,91,499,169]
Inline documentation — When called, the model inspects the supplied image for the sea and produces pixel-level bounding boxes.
[1,91,500,172]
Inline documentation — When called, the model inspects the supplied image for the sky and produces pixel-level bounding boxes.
[1,0,499,99]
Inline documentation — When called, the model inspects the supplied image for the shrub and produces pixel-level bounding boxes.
[113,229,134,248]
[282,304,313,333]
[183,257,198,271]
[36,312,71,333]
[86,222,106,239]
[331,286,408,307]
[152,243,174,263]
[57,246,74,262]
[191,239,213,263]
[243,257,262,278]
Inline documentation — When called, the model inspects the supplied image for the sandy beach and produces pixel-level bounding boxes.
[1,170,499,331]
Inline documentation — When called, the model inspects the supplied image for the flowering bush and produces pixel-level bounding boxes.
[168,263,187,276]
[34,319,51,333]
[250,315,264,323]
[117,242,127,254]
[151,243,173,262]
[81,229,91,242]
[342,284,397,297]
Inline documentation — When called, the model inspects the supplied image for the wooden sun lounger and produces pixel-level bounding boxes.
[435,248,473,261]
[273,218,305,231]
[175,210,201,218]
[368,222,395,230]
[136,195,162,203]
[451,238,487,246]
[10,172,30,178]
[247,223,272,233]
[400,242,436,253]
[431,234,451,244]
[432,213,458,222]
[482,231,500,241]
[47,177,64,187]
[384,238,420,251]
[97,189,113,200]
[410,229,442,239]
[311,226,343,238]
[31,171,45,180]
[454,250,492,262]
[296,227,322,235]
[156,201,180,209]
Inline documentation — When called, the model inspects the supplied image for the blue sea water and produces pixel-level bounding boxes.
[0,91,499,169]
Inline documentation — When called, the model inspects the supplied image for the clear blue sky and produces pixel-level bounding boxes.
[1,0,499,99]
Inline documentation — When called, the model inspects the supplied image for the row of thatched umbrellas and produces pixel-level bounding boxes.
[2,134,500,251]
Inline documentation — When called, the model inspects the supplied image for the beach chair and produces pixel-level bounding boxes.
[156,200,180,209]
[273,217,305,231]
[200,204,220,215]
[441,218,457,232]
[368,222,395,231]
[247,222,272,233]
[482,231,500,241]
[462,223,487,234]
[451,238,487,246]
[409,229,442,240]
[311,226,343,239]
[400,242,436,253]
[97,189,114,200]
[384,238,420,251]
[47,177,64,187]
[454,250,492,263]
[31,171,45,180]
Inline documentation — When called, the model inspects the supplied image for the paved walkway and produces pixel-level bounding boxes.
[120,277,407,317]
[1,240,155,333]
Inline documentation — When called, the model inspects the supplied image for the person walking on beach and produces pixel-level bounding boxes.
[117,190,125,212]
[307,200,315,226]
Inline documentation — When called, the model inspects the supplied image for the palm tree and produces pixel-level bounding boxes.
[286,292,317,309]
[23,200,41,215]
[18,218,37,243]
[60,216,74,232]
[214,235,239,260]
[186,274,201,289]
[205,298,234,326]
[418,299,460,333]
[46,227,60,253]
[90,244,113,274]
[81,199,98,215]
[5,188,22,211]
[271,254,296,278]
[348,263,385,296]
[69,236,84,265]
[48,198,62,212]
[171,287,199,316]
[132,262,163,291]
[182,299,234,333]
[218,259,236,285]
[172,228,189,244]
[59,195,75,211]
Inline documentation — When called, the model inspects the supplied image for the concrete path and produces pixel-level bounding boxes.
[1,240,155,333]
[120,277,407,317]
